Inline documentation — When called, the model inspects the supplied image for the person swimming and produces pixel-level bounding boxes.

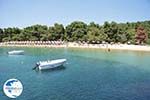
[108,48,110,52]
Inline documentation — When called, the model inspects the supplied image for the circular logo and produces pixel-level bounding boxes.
[3,78,23,98]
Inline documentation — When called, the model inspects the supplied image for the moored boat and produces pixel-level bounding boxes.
[8,50,24,55]
[35,59,67,70]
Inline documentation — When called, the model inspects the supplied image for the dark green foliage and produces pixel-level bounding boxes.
[0,20,150,45]
[87,22,107,43]
[0,28,4,42]
[54,23,65,40]
[65,21,87,41]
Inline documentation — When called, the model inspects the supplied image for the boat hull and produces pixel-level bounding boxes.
[38,59,66,70]
[8,50,24,55]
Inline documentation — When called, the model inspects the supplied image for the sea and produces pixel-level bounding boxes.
[0,47,150,100]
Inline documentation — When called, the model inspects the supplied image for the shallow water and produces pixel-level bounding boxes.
[0,47,150,100]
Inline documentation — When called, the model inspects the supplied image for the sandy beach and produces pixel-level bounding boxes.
[67,42,150,51]
[1,41,150,52]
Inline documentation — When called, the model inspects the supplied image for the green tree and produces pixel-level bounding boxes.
[23,25,48,41]
[114,28,128,43]
[65,21,87,41]
[103,21,118,42]
[3,28,13,41]
[53,23,65,40]
[87,22,107,43]
[0,28,3,42]
[0,20,150,45]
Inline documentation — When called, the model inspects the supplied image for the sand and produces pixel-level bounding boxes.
[1,41,150,52]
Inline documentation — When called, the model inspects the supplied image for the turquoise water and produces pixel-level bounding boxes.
[0,47,150,100]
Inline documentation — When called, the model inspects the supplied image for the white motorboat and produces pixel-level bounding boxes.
[36,59,67,70]
[8,50,24,55]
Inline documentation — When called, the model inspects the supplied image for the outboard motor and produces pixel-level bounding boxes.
[36,62,40,67]
[32,62,40,70]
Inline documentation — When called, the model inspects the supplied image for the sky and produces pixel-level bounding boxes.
[0,0,150,28]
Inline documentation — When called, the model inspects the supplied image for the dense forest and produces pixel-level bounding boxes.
[0,20,150,44]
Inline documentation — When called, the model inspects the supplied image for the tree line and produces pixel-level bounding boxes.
[0,20,150,44]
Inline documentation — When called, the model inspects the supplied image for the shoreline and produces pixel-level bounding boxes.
[1,41,150,52]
